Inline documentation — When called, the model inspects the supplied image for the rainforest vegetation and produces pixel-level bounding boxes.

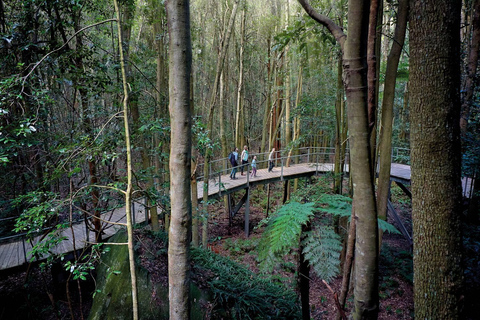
[0,0,479,319]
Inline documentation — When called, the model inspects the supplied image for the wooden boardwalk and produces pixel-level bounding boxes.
[0,161,474,271]
[0,202,148,271]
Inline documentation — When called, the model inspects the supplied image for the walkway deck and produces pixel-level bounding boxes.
[0,203,148,271]
[0,160,474,271]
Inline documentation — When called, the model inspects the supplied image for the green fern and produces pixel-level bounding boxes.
[302,227,342,282]
[257,201,315,270]
[378,218,401,235]
[316,194,352,217]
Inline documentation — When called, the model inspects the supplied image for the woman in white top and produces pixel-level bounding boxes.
[268,148,275,172]
[240,145,249,175]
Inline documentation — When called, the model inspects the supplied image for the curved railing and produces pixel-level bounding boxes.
[196,146,411,183]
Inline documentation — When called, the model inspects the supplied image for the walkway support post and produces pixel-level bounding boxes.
[218,172,222,197]
[281,158,284,181]
[245,187,250,237]
[132,201,136,225]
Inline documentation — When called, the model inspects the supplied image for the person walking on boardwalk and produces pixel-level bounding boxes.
[240,145,249,175]
[268,147,275,172]
[229,147,239,179]
[250,155,257,178]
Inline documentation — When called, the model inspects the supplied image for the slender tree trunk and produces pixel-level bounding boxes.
[235,5,246,147]
[202,0,239,247]
[166,0,193,318]
[334,57,345,194]
[261,36,273,153]
[410,0,463,318]
[460,0,480,133]
[337,205,356,320]
[376,0,408,243]
[343,1,379,318]
[366,0,382,174]
[399,82,408,142]
[299,223,311,320]
[114,0,138,318]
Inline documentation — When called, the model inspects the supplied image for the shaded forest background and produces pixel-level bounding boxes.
[0,0,479,319]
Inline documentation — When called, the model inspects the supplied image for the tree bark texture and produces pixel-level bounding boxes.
[410,1,464,319]
[114,0,138,317]
[460,0,480,133]
[166,0,193,318]
[376,0,408,232]
[343,1,380,319]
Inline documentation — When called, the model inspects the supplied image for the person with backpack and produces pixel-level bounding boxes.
[229,147,239,179]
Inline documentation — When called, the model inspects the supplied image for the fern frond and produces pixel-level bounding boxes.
[316,194,352,217]
[302,227,342,282]
[257,201,315,271]
[378,218,401,234]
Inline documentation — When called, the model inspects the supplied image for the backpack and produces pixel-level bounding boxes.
[229,152,236,165]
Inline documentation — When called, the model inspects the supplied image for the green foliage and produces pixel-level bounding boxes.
[257,201,315,270]
[315,193,352,217]
[13,191,63,237]
[191,247,301,319]
[64,244,110,281]
[223,237,259,257]
[302,227,342,282]
[378,218,401,235]
[12,191,70,265]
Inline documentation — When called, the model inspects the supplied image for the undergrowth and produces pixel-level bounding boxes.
[191,247,301,319]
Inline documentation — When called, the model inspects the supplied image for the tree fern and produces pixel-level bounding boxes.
[378,218,401,234]
[316,194,352,217]
[257,201,315,270]
[302,227,342,282]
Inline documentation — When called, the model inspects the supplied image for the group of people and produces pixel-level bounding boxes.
[229,146,276,179]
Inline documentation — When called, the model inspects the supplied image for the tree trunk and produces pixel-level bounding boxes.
[261,35,273,153]
[114,0,138,318]
[166,0,193,318]
[376,0,408,244]
[235,5,246,147]
[410,0,463,318]
[460,0,480,133]
[366,0,380,175]
[298,223,311,320]
[202,0,239,247]
[343,1,379,318]
[334,57,345,194]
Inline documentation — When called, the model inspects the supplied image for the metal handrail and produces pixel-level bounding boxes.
[196,147,350,183]
[196,146,411,183]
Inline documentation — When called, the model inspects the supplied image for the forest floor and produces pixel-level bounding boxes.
[203,182,415,320]
[0,179,479,319]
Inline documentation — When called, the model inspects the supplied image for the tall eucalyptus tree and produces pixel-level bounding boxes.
[166,0,193,318]
[409,0,464,318]
[298,0,379,318]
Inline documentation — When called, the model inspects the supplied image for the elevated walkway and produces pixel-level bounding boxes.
[0,147,474,271]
